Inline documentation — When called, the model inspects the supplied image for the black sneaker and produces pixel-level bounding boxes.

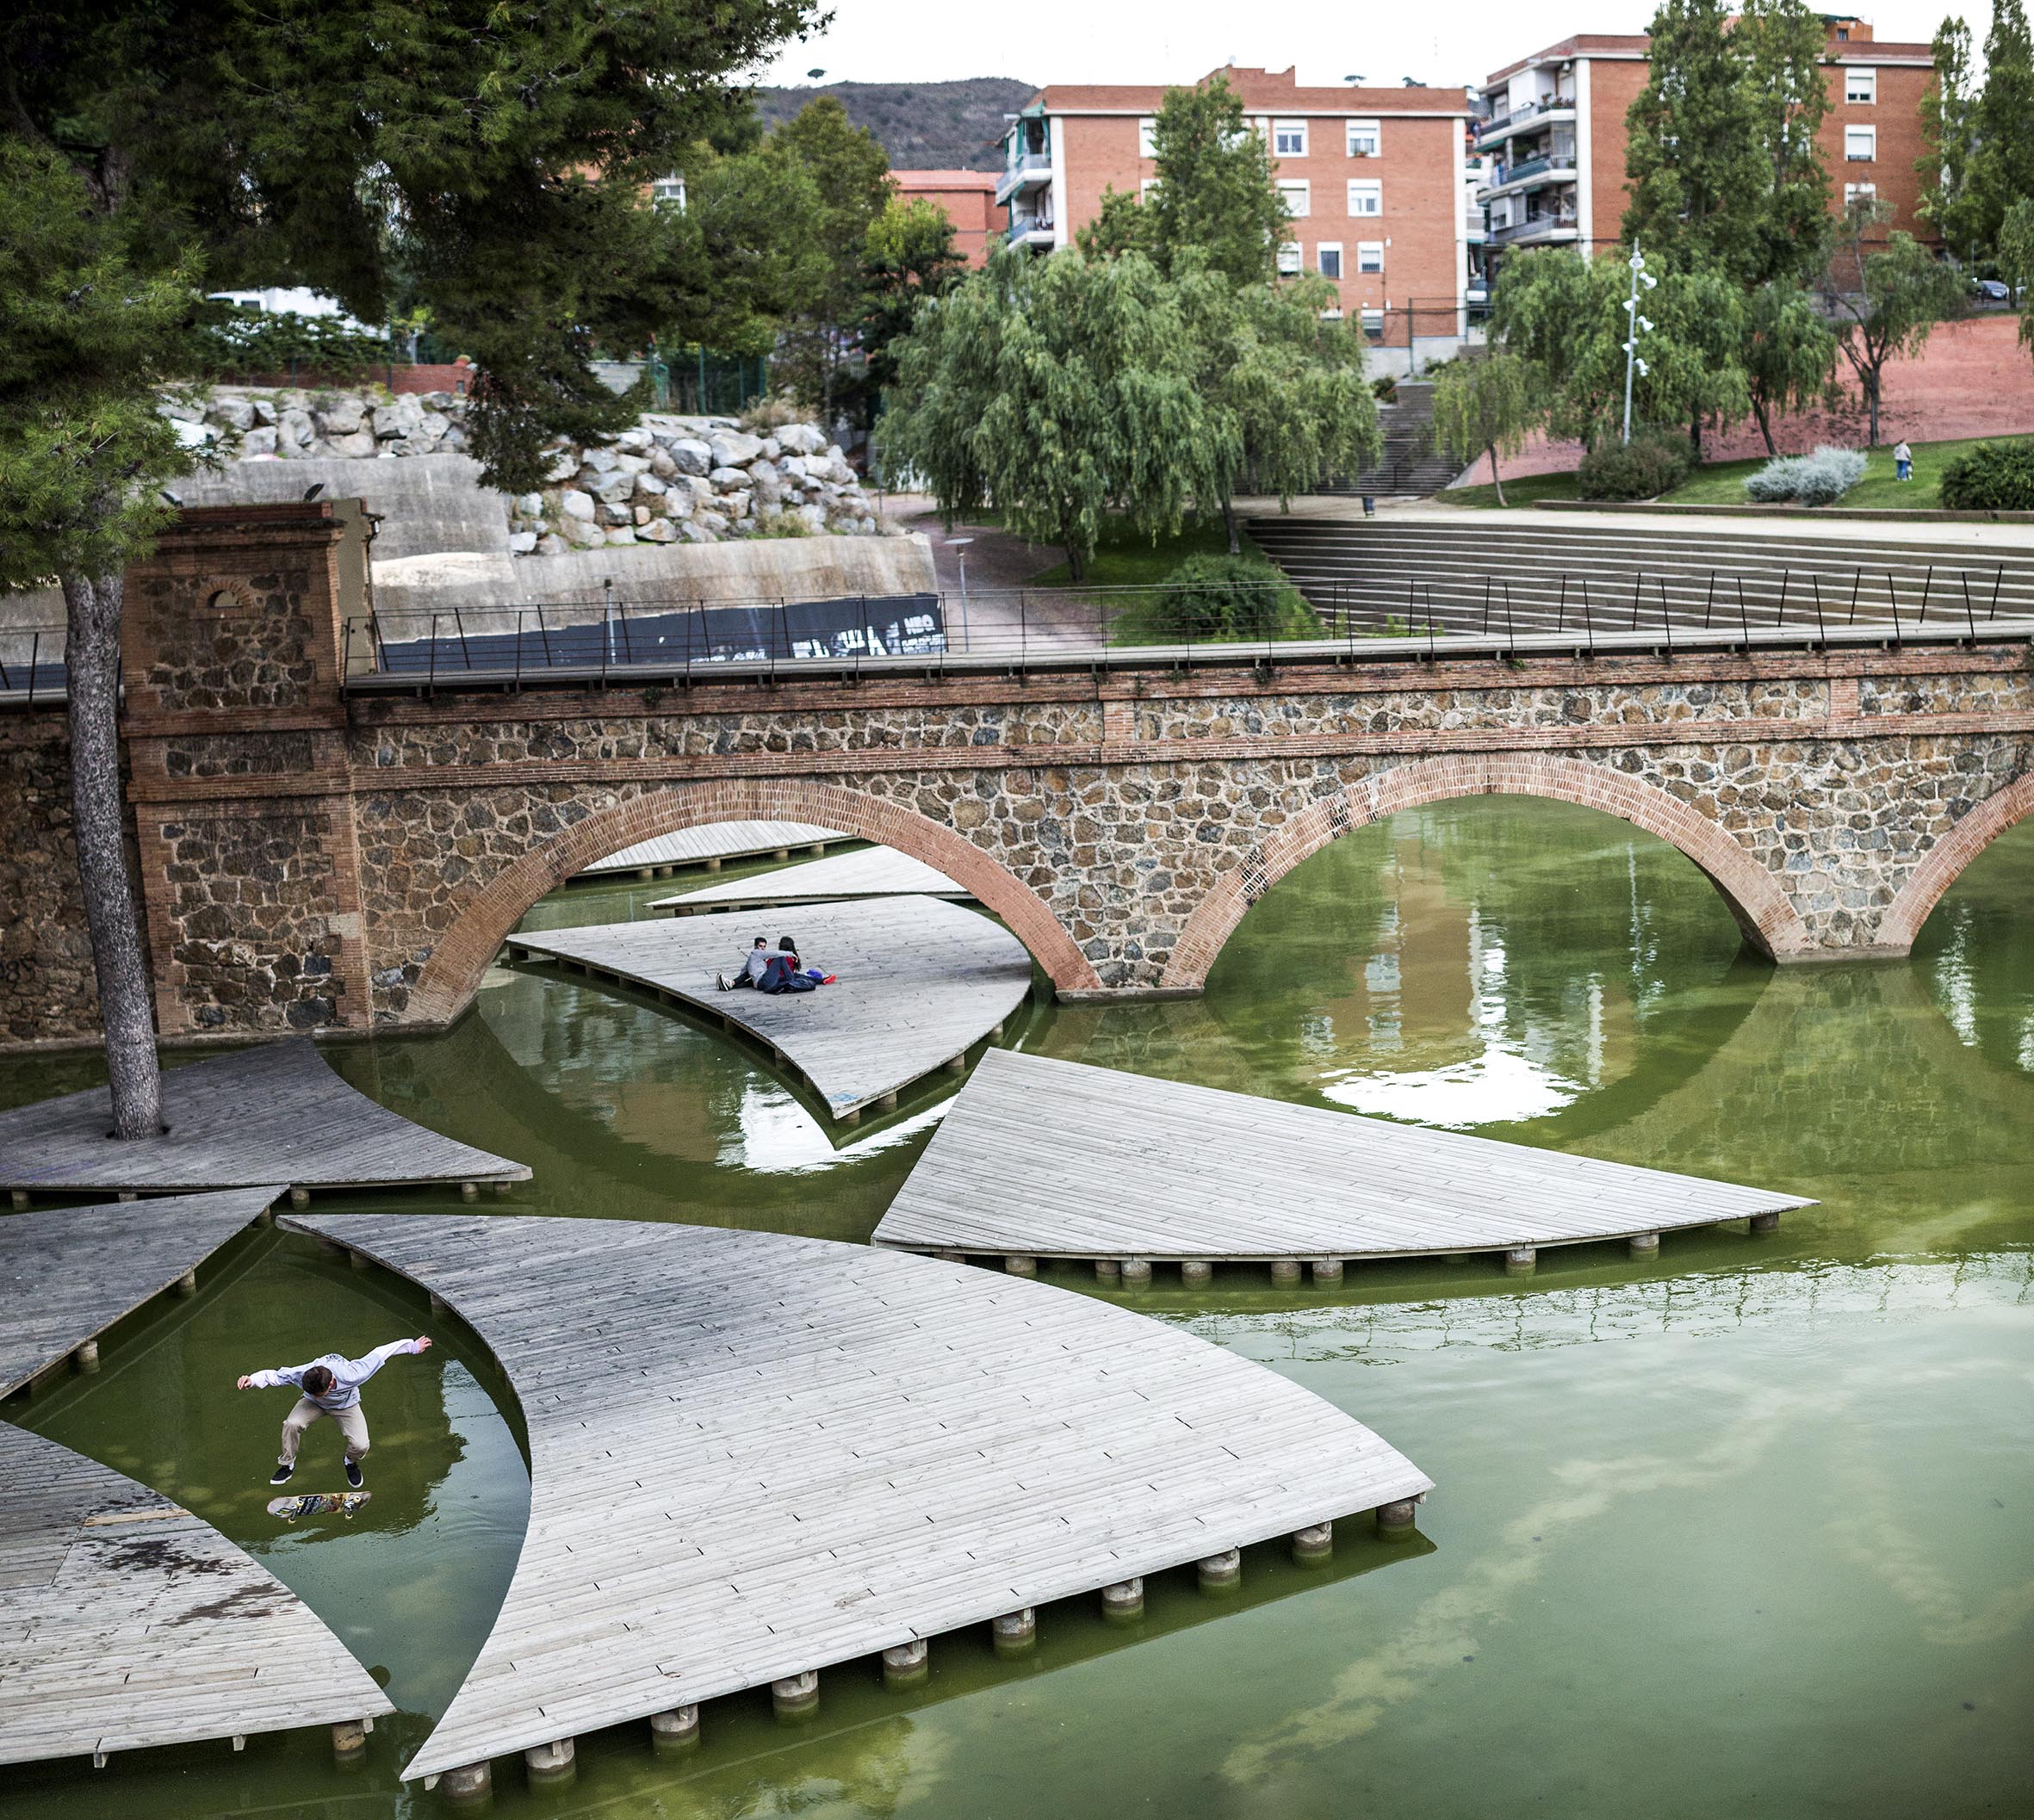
[716,972,730,991]
[269,1462,295,1486]
[345,1458,364,1489]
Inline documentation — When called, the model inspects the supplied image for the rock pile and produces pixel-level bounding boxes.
[163,389,883,551]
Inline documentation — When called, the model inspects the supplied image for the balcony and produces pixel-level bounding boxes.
[995,152,1053,205]
[1007,214,1056,247]
[1476,97,1576,149]
[1479,152,1578,199]
[1487,212,1578,246]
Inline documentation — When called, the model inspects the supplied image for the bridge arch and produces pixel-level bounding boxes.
[1877,771,2034,953]
[406,779,1101,1025]
[1157,753,1814,991]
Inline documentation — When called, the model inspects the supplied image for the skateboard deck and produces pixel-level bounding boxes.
[267,1490,372,1521]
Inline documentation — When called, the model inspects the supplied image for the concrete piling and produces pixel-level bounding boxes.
[1376,1499,1418,1537]
[1628,1231,1660,1258]
[524,1738,574,1786]
[882,1638,930,1688]
[288,1186,310,1209]
[1750,1210,1781,1234]
[1094,1258,1121,1285]
[1180,1260,1213,1286]
[439,1761,493,1805]
[9,1190,27,1210]
[331,1718,369,1765]
[772,1670,820,1720]
[649,1705,700,1751]
[992,1607,1037,1655]
[1291,1520,1334,1563]
[1504,1247,1537,1277]
[74,1340,100,1374]
[172,1271,197,1297]
[1197,1548,1242,1593]
[460,1181,479,1203]
[1101,1577,1144,1622]
[1119,1258,1152,1286]
[1269,1259,1302,1288]
[1004,1254,1037,1277]
[1310,1259,1344,1286]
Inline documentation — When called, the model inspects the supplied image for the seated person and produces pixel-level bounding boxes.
[717,937,772,993]
[757,933,821,994]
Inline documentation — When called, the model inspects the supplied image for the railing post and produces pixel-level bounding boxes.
[1736,578,1750,646]
[1991,565,2004,621]
[1810,574,1826,645]
[1776,568,1790,632]
[1919,563,1934,624]
[453,607,472,675]
[1629,569,1641,633]
[428,613,439,689]
[1702,573,1715,631]
[1963,570,1976,639]
[1849,568,1862,627]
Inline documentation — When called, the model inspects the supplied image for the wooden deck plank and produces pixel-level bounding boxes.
[0,1423,391,1766]
[652,845,969,914]
[507,897,1033,1119]
[576,821,846,877]
[0,1188,282,1396]
[285,1214,1431,1782]
[0,1042,530,1194]
[872,1049,1815,1262]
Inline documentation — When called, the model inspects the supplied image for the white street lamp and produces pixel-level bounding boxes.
[1621,242,1658,446]
[946,537,974,653]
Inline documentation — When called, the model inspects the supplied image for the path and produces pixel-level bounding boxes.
[506,897,1033,1120]
[0,1042,529,1197]
[654,845,966,913]
[288,1213,1432,1787]
[873,1049,1814,1278]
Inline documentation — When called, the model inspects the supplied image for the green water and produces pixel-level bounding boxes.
[3,801,2031,1820]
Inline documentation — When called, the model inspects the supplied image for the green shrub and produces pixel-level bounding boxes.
[1117,553,1321,644]
[1574,433,1691,501]
[1938,439,2034,511]
[746,509,813,539]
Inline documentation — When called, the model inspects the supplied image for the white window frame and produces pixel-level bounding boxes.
[1359,306,1386,338]
[1845,125,1876,162]
[1844,182,1877,207]
[1357,240,1385,274]
[1316,241,1343,279]
[1274,120,1308,157]
[1276,239,1303,275]
[1348,178,1382,216]
[650,174,686,209]
[1139,177,1158,199]
[1278,177,1312,218]
[1347,118,1380,158]
[1846,66,1876,104]
[1138,116,1157,158]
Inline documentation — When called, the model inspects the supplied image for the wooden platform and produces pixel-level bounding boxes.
[505,897,1034,1120]
[873,1049,1815,1272]
[653,844,968,914]
[0,1187,282,1396]
[576,820,846,878]
[0,1041,530,1197]
[287,1213,1430,1785]
[0,1421,392,1767]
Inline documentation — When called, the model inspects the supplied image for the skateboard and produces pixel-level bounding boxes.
[267,1490,372,1522]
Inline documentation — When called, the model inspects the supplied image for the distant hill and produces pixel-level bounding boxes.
[754,77,1038,170]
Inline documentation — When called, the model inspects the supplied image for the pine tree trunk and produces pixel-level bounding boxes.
[1488,443,1506,508]
[61,572,163,1140]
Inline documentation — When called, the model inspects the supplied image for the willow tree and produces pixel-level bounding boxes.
[884,246,1224,578]
[1429,353,1542,505]
[0,0,819,1136]
[1742,280,1836,455]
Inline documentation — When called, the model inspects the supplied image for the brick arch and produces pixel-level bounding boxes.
[407,780,1101,1025]
[1877,771,2034,953]
[1157,753,1813,991]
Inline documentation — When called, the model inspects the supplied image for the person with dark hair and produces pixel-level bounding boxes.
[717,936,772,992]
[757,933,820,994]
[238,1335,433,1489]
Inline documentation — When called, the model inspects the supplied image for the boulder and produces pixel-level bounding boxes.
[580,447,619,474]
[638,516,678,542]
[212,396,257,432]
[718,489,753,520]
[240,426,279,458]
[694,509,729,537]
[252,397,278,426]
[326,428,379,459]
[648,446,679,480]
[708,466,749,489]
[543,447,580,483]
[535,533,568,556]
[632,472,667,500]
[669,438,712,476]
[158,394,206,423]
[318,396,366,436]
[707,429,766,467]
[597,499,633,526]
[776,424,827,455]
[416,411,451,444]
[614,427,654,452]
[614,452,651,475]
[795,503,829,534]
[559,512,605,548]
[779,455,809,480]
[558,488,597,521]
[508,530,538,554]
[605,526,636,545]
[592,468,637,504]
[514,492,545,517]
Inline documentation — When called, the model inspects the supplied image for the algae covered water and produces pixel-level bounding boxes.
[3,798,2031,1820]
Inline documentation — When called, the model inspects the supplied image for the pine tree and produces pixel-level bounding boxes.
[1918,17,1989,265]
[1977,0,2034,246]
[1736,0,1834,285]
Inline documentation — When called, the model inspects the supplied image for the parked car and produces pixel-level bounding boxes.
[1971,277,2012,301]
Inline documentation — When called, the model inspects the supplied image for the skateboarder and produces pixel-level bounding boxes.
[238,1336,432,1489]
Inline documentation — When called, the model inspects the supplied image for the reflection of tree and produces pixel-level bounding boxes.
[1913,820,2034,1084]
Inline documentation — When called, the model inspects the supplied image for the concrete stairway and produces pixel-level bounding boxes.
[1315,384,1460,498]
[1244,516,2034,636]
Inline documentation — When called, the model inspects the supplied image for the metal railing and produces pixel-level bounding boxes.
[1007,215,1056,243]
[0,629,69,706]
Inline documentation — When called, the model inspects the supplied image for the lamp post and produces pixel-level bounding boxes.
[1621,240,1659,445]
[946,537,974,653]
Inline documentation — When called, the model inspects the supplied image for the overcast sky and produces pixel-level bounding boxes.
[759,2,1992,90]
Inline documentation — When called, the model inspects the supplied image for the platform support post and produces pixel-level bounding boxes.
[429,1292,447,1315]
[1628,1231,1660,1258]
[1269,1259,1302,1287]
[331,1718,369,1765]
[9,1190,26,1210]
[1004,1254,1037,1277]
[992,1607,1037,1655]
[773,1670,820,1720]
[1094,1259,1121,1285]
[1750,1210,1780,1235]
[1119,1258,1152,1286]
[172,1271,197,1296]
[460,1181,479,1203]
[524,1738,574,1786]
[1311,1258,1344,1285]
[1197,1548,1242,1593]
[1504,1247,1537,1277]
[440,1761,493,1804]
[1101,1577,1144,1622]
[74,1340,100,1373]
[1376,1499,1418,1537]
[649,1705,700,1752]
[883,1639,930,1688]
[288,1186,310,1209]
[1291,1520,1334,1563]
[1181,1260,1213,1286]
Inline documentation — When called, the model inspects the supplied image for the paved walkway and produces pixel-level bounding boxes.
[290,1212,1432,1786]
[0,1422,391,1767]
[507,897,1033,1120]
[874,1050,1813,1273]
[0,1041,529,1198]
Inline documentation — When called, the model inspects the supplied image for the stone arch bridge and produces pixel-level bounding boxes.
[3,503,2029,1048]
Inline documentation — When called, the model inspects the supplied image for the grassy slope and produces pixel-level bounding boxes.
[1026,517,1237,587]
[1444,434,2014,511]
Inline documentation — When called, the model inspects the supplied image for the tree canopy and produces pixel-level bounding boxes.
[1819,201,1964,444]
[1429,354,1544,505]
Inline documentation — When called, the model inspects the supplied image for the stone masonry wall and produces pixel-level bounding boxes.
[0,721,99,1044]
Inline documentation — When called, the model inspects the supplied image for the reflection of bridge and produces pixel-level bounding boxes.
[6,501,2031,1048]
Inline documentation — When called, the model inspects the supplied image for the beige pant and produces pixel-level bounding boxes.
[279,1396,369,1465]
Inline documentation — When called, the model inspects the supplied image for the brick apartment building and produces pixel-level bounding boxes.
[892,170,1001,268]
[1476,16,1934,275]
[998,66,1473,374]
